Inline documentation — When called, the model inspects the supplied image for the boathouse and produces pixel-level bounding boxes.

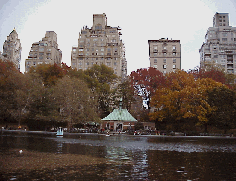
[101,98,137,132]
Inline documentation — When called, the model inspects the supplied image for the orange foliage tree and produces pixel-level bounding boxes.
[149,70,226,132]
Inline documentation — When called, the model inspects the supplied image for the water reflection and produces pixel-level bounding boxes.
[0,132,236,180]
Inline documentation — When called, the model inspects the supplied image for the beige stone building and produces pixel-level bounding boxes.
[25,31,62,72]
[199,12,236,78]
[148,38,181,74]
[71,13,127,80]
[2,28,22,70]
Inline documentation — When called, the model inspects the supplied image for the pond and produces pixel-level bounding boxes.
[0,131,236,180]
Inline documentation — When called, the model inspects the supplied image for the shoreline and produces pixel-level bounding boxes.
[1,129,235,139]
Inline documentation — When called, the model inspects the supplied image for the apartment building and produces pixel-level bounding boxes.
[2,28,22,70]
[199,12,236,77]
[25,31,62,72]
[148,38,181,74]
[71,13,127,80]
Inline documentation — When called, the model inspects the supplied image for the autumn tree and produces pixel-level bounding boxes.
[149,70,225,132]
[130,67,165,109]
[0,59,27,125]
[28,63,66,87]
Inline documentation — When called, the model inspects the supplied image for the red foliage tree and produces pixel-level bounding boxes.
[129,67,165,109]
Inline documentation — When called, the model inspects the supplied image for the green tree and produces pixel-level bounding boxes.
[24,72,56,130]
[84,64,118,118]
[115,79,136,111]
[207,86,236,133]
[52,76,99,128]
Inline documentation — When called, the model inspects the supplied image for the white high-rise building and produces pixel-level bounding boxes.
[199,12,236,79]
[2,28,22,70]
[149,38,181,74]
[25,31,62,72]
[71,13,127,80]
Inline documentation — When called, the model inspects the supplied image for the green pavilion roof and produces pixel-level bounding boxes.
[102,109,137,122]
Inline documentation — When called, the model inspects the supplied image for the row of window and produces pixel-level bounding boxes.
[73,57,119,61]
[77,52,119,56]
[153,64,177,69]
[73,48,118,53]
[153,58,177,64]
[153,46,176,50]
[153,52,178,56]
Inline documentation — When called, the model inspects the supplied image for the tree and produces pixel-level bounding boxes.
[130,67,165,109]
[0,59,27,125]
[84,64,118,118]
[115,79,136,111]
[207,86,236,133]
[149,70,224,132]
[24,72,56,130]
[28,63,66,87]
[52,76,99,128]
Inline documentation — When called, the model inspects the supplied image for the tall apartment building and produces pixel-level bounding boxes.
[25,31,62,72]
[2,28,22,70]
[71,13,127,80]
[148,38,181,74]
[199,12,236,77]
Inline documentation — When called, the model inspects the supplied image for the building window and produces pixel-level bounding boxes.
[163,59,166,63]
[163,64,166,69]
[173,52,176,56]
[173,59,176,63]
[86,62,89,66]
[154,59,157,63]
[154,53,157,56]
[173,64,176,69]
[222,38,227,41]
[172,46,176,50]
[222,33,227,37]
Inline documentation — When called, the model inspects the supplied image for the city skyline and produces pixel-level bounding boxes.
[1,0,236,75]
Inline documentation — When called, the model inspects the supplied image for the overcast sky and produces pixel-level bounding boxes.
[1,0,236,74]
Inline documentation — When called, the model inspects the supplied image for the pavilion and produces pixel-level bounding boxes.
[101,99,137,132]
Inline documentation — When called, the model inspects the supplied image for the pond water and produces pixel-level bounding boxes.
[1,131,236,180]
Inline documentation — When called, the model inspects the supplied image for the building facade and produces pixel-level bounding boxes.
[2,28,22,70]
[71,13,127,80]
[25,31,62,72]
[199,13,236,77]
[148,38,181,74]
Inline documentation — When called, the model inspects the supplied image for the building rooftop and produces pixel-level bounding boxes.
[102,109,137,122]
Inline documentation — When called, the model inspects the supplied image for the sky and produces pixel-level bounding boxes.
[1,0,236,75]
